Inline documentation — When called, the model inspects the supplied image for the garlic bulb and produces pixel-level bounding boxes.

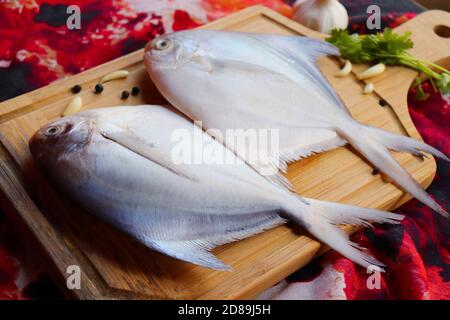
[293,0,349,34]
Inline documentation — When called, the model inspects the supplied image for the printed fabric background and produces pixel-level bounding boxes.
[0,0,448,299]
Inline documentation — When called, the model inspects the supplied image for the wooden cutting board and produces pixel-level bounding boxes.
[0,6,449,300]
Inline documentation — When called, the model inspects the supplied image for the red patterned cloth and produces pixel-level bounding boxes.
[260,85,450,300]
[0,1,448,300]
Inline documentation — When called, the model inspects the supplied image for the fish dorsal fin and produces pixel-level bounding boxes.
[144,239,232,271]
[99,125,197,181]
[243,33,350,115]
[247,33,340,63]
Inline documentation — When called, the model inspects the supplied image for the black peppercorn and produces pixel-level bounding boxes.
[379,99,388,107]
[372,168,380,175]
[121,90,130,99]
[71,85,82,94]
[94,83,104,94]
[131,86,140,96]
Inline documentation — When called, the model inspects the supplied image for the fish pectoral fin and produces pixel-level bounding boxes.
[212,59,293,82]
[100,128,198,182]
[146,239,232,271]
[190,54,214,73]
[194,52,292,76]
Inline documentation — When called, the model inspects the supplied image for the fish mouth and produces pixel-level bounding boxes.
[28,132,37,151]
[143,45,162,68]
[144,39,155,53]
[28,130,45,162]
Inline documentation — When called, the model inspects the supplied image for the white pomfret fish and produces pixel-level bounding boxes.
[29,106,402,270]
[144,30,449,216]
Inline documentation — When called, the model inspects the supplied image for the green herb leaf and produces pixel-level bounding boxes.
[413,78,430,101]
[437,73,450,94]
[327,29,365,63]
[326,28,450,100]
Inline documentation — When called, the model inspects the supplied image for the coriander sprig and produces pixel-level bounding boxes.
[326,28,450,98]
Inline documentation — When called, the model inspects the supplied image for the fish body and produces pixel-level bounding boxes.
[144,30,449,215]
[29,106,402,270]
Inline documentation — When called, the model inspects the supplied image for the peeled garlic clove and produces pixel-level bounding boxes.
[357,63,386,80]
[101,70,129,83]
[336,60,352,77]
[293,0,349,34]
[363,83,374,94]
[63,96,82,116]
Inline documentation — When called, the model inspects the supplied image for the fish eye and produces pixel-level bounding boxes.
[45,126,61,136]
[154,38,171,51]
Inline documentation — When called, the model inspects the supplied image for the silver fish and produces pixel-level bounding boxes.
[29,106,402,270]
[144,30,449,216]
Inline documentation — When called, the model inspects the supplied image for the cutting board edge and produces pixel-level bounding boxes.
[0,6,443,300]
